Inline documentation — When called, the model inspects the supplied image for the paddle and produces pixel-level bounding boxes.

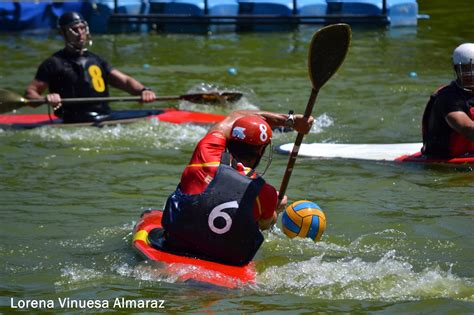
[278,23,352,206]
[0,89,243,114]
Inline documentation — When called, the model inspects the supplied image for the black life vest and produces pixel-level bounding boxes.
[161,152,265,266]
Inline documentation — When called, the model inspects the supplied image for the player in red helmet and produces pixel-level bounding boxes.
[227,115,273,174]
[25,12,156,123]
[152,110,313,266]
[422,43,474,157]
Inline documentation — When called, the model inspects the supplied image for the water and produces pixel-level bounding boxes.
[1,1,473,313]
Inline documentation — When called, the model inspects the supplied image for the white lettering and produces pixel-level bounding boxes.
[57,297,109,309]
[259,123,268,142]
[113,298,165,309]
[159,299,165,308]
[57,297,67,308]
[10,298,54,309]
[10,297,164,310]
[208,201,238,234]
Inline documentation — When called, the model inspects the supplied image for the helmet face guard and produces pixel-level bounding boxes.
[256,142,273,176]
[454,63,474,91]
[452,43,474,91]
[228,115,273,174]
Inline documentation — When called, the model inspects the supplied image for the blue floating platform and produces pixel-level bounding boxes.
[149,0,238,33]
[296,0,328,24]
[89,0,149,33]
[387,0,418,26]
[0,1,53,32]
[50,1,94,22]
[326,0,418,26]
[237,0,295,32]
[0,0,420,33]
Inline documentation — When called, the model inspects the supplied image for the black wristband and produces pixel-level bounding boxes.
[141,87,152,92]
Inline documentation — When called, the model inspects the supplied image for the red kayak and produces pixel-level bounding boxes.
[394,151,474,164]
[132,210,256,289]
[0,108,226,129]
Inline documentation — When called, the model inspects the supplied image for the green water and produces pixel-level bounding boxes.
[1,0,473,313]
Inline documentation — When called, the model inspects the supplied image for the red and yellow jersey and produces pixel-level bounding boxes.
[180,131,277,221]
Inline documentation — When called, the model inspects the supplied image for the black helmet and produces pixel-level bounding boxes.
[58,11,91,52]
[58,12,85,29]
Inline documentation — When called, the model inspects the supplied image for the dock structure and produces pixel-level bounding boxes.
[0,0,421,33]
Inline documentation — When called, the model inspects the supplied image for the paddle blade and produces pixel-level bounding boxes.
[308,24,352,90]
[180,92,243,105]
[0,89,30,113]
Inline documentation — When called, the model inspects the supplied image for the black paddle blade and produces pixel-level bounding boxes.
[180,92,243,105]
[0,89,29,113]
[308,24,352,90]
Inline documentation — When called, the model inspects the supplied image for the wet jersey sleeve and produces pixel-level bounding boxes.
[253,183,277,221]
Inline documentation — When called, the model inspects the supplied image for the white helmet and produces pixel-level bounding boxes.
[453,43,474,65]
[452,43,474,91]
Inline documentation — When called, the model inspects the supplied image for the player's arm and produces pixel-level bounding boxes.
[25,79,62,109]
[108,69,156,102]
[209,110,313,139]
[446,111,474,141]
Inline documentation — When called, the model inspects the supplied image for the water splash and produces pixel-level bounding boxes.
[258,244,474,301]
[27,121,208,151]
[312,113,334,134]
[50,222,474,300]
[55,263,105,288]
[21,109,333,153]
[114,261,181,284]
[58,222,134,250]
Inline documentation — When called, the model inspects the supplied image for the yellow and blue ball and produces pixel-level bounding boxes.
[281,200,326,241]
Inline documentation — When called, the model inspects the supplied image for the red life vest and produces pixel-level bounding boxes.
[449,107,474,156]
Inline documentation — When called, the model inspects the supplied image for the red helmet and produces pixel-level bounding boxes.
[230,116,272,146]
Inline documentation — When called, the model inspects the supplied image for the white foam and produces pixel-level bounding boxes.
[258,249,472,301]
[28,121,208,151]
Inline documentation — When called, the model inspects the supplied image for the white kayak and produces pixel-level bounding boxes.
[276,142,474,164]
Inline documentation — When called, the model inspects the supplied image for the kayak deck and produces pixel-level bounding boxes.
[0,109,226,129]
[132,210,256,289]
[277,142,423,161]
[276,142,474,164]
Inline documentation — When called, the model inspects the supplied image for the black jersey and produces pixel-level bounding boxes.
[160,152,265,266]
[35,49,113,121]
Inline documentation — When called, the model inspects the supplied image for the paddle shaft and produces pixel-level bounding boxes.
[278,88,319,205]
[25,95,190,105]
[276,23,351,207]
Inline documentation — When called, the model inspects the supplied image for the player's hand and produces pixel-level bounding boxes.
[46,93,62,111]
[141,90,156,103]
